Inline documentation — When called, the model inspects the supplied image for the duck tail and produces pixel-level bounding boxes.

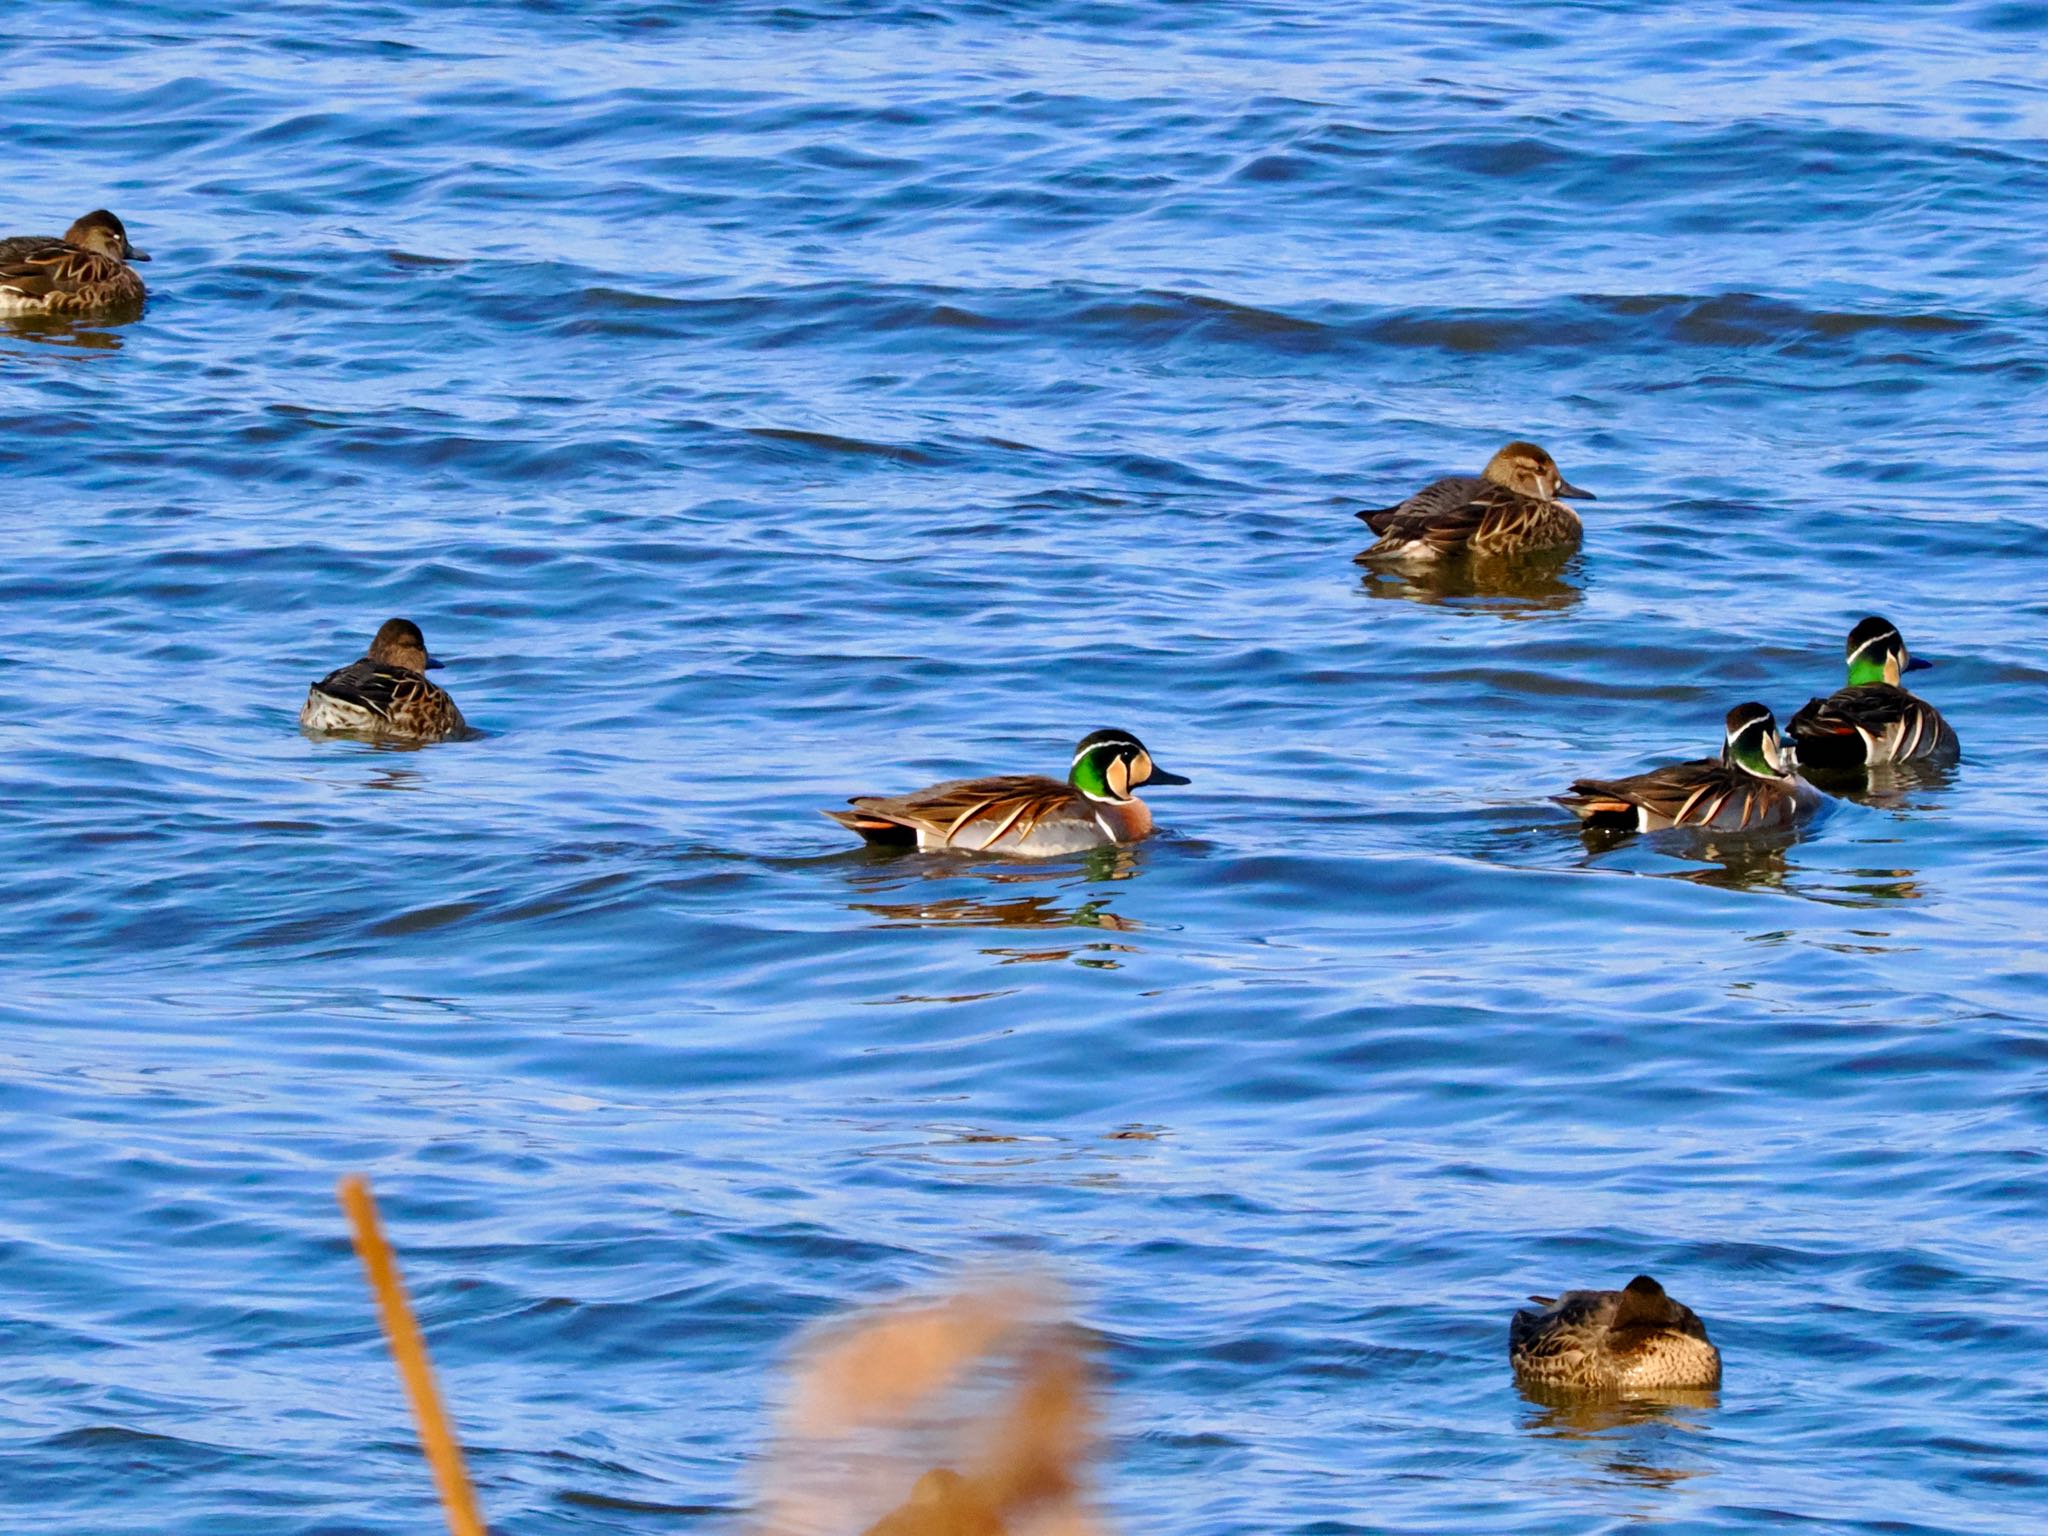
[1553,785,1634,825]
[823,807,917,846]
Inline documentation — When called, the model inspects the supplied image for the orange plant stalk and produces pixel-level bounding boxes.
[337,1175,490,1536]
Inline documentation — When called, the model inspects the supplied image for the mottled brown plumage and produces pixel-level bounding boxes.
[1356,440,1593,563]
[1510,1274,1722,1396]
[0,210,149,319]
[299,618,467,742]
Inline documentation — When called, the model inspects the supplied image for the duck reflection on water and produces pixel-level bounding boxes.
[1798,754,1959,813]
[1357,547,1585,617]
[1517,1388,1720,1495]
[0,313,128,351]
[842,844,1142,965]
[1568,822,1931,906]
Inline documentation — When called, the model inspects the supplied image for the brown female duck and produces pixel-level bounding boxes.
[0,210,149,319]
[1511,1274,1722,1395]
[299,618,467,742]
[1356,440,1593,563]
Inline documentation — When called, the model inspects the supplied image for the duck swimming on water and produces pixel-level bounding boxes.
[1510,1274,1722,1395]
[299,618,467,742]
[0,210,149,319]
[1789,615,1957,769]
[1356,440,1593,563]
[1556,703,1823,834]
[825,730,1188,856]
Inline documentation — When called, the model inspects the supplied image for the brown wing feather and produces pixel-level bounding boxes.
[1359,475,1497,543]
[1559,756,1727,827]
[822,809,918,845]
[0,233,61,264]
[1790,684,1956,767]
[1560,756,1805,831]
[1470,495,1579,555]
[837,775,1074,850]
[310,658,431,720]
[0,245,121,295]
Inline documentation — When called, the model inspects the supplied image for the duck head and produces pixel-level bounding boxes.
[66,209,148,263]
[1613,1275,1711,1340]
[1482,440,1593,503]
[366,617,444,673]
[1844,614,1930,687]
[1068,729,1189,802]
[1722,702,1793,779]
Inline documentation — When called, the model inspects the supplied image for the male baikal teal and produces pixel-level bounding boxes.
[825,729,1188,855]
[1556,703,1824,833]
[1789,615,1957,769]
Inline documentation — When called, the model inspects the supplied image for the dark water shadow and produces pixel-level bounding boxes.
[852,1120,1173,1181]
[1354,548,1584,618]
[1573,819,1806,893]
[833,840,1145,885]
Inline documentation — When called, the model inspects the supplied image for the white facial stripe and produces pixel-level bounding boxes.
[1849,629,1898,663]
[1072,738,1140,766]
[1728,708,1772,738]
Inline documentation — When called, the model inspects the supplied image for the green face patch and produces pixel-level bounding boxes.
[1726,722,1783,777]
[1069,746,1117,800]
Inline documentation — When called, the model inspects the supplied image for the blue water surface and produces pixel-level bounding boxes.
[4,3,2047,1532]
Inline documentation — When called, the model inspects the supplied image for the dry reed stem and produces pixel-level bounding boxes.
[337,1175,489,1536]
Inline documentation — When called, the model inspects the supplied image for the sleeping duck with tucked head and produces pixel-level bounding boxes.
[0,210,149,319]
[1356,440,1594,564]
[825,729,1188,856]
[299,618,467,742]
[1510,1274,1722,1396]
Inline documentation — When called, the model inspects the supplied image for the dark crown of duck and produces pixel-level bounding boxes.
[365,617,442,673]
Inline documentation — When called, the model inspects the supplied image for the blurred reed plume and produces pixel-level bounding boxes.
[752,1275,1103,1536]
